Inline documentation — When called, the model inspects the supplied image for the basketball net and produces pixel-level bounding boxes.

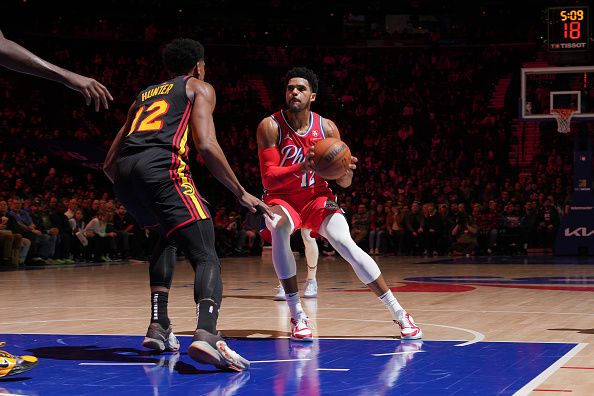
[551,108,575,134]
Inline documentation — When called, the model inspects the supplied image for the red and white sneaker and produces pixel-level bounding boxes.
[290,318,314,342]
[395,311,423,340]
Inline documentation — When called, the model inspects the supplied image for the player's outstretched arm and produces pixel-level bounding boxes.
[322,118,357,188]
[0,30,113,111]
[190,80,272,218]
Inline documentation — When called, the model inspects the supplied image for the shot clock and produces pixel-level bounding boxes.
[548,6,590,51]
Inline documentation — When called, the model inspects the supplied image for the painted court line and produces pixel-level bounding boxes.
[79,362,156,366]
[0,316,486,347]
[561,366,594,370]
[0,393,31,396]
[251,358,311,364]
[317,368,350,371]
[514,343,587,396]
[372,350,426,357]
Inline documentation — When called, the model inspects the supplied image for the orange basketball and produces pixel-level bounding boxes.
[312,138,351,180]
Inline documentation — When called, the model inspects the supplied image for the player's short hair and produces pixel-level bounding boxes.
[162,38,204,76]
[285,67,318,93]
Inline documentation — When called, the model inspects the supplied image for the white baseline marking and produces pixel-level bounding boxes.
[0,393,31,396]
[79,362,156,366]
[317,368,350,371]
[514,343,588,396]
[372,350,426,357]
[250,358,311,364]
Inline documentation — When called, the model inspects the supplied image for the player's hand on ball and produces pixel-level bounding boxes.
[349,155,358,171]
[300,147,316,173]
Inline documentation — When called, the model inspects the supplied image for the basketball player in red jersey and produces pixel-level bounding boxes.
[104,38,272,371]
[257,67,422,341]
[0,28,113,378]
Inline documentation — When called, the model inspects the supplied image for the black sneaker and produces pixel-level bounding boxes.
[142,323,180,352]
[188,329,250,371]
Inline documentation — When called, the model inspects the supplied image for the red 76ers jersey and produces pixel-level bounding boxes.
[266,110,330,195]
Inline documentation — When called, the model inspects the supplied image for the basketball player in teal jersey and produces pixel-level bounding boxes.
[0,28,113,378]
[258,67,423,341]
[104,38,272,372]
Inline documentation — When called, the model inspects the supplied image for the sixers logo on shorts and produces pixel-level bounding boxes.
[324,200,339,211]
[181,182,195,196]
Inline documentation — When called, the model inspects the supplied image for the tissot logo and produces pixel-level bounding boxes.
[564,227,594,237]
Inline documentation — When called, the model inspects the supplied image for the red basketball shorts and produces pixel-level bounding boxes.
[260,189,342,243]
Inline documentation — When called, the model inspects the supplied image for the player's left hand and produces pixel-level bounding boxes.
[64,72,114,111]
[238,191,274,220]
[335,155,357,188]
[348,155,358,170]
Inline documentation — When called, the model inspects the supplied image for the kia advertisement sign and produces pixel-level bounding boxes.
[555,128,594,255]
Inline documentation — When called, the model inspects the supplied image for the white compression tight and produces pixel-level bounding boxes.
[318,213,381,285]
[265,210,297,280]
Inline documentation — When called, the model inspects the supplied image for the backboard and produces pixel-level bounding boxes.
[521,66,594,121]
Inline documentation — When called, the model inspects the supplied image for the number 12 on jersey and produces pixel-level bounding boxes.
[128,99,170,135]
[301,171,316,188]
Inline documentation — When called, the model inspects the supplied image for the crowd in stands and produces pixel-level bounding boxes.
[0,12,578,266]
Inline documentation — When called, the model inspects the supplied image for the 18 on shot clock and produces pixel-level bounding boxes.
[548,6,590,51]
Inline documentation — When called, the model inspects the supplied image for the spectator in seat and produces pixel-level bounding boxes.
[84,210,116,262]
[499,203,527,254]
[0,200,24,266]
[404,201,425,255]
[450,214,479,256]
[9,198,46,264]
[351,204,370,250]
[113,203,135,259]
[242,210,262,255]
[50,202,74,264]
[537,198,560,251]
[474,202,498,255]
[387,204,407,255]
[423,203,442,256]
[70,209,88,261]
[368,202,387,255]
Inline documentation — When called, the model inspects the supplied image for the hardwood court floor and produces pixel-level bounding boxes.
[1,253,593,394]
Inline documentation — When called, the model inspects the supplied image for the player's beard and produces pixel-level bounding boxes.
[287,99,308,113]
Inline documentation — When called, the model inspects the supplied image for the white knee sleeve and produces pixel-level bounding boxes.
[265,208,297,280]
[318,213,381,285]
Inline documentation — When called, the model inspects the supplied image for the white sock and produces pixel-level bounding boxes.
[286,292,306,321]
[379,290,404,321]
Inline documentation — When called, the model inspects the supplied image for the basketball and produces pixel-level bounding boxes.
[312,137,351,180]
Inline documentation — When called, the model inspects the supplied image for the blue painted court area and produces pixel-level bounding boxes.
[0,334,576,395]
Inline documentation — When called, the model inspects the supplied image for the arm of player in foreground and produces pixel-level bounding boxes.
[0,30,113,111]
[190,81,272,218]
[103,102,136,183]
